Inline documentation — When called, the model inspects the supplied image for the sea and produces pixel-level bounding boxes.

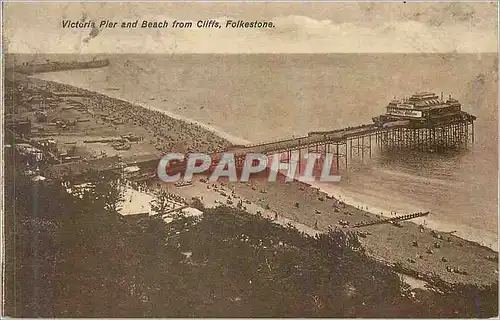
[26,53,498,250]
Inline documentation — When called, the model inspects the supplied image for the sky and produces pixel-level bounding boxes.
[3,2,498,53]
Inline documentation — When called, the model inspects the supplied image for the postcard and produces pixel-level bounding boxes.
[2,2,498,318]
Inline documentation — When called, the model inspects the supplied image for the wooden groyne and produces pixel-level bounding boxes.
[352,211,430,228]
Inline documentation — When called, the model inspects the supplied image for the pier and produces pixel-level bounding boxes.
[210,92,476,172]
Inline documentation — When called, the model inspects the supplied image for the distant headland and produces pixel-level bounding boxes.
[7,57,110,75]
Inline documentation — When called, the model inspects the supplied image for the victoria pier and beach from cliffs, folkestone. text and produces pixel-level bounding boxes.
[62,19,276,29]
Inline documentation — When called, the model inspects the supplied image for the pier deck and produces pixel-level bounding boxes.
[218,111,474,172]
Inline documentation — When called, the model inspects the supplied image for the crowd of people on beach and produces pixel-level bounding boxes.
[35,78,231,155]
[85,93,231,154]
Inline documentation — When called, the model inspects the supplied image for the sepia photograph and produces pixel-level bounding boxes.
[1,1,499,318]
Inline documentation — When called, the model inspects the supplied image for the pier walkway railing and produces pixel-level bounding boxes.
[228,122,407,156]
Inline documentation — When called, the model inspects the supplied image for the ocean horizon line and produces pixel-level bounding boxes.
[6,51,499,56]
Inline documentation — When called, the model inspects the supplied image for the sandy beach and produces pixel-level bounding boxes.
[15,73,498,288]
[24,75,233,156]
[30,74,251,147]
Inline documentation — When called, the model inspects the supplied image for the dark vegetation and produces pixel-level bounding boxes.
[4,162,498,317]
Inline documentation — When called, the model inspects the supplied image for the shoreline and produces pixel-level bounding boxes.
[295,180,498,254]
[30,73,251,147]
[18,73,498,286]
[309,181,498,252]
[30,72,498,252]
[26,74,233,155]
